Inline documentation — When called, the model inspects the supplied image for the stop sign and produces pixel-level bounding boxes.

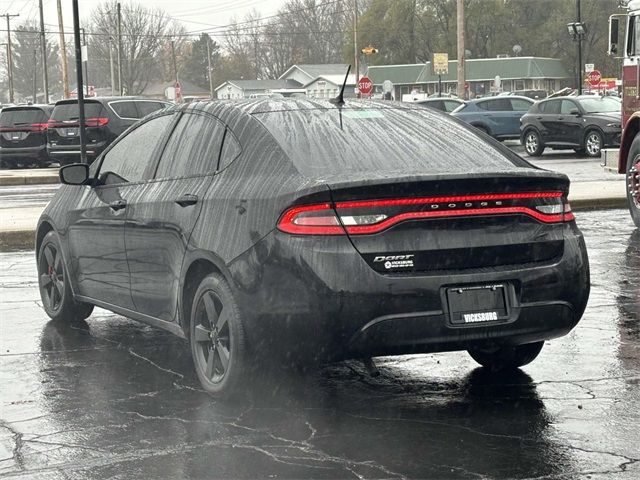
[587,70,602,87]
[358,76,373,95]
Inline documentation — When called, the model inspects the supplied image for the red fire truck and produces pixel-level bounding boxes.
[609,0,640,227]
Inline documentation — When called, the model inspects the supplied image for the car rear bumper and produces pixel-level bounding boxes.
[47,142,107,161]
[227,222,590,361]
[0,145,48,162]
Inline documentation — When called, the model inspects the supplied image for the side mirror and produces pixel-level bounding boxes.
[569,108,581,116]
[609,17,619,56]
[59,163,89,185]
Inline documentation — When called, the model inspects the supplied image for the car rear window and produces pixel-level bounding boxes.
[256,107,526,177]
[136,101,168,117]
[0,108,48,127]
[109,101,138,119]
[51,101,106,121]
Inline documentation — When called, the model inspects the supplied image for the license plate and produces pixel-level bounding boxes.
[446,284,509,325]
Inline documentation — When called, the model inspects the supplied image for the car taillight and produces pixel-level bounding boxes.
[277,192,574,236]
[30,123,49,131]
[85,117,109,127]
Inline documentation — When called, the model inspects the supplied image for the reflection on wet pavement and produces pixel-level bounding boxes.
[1,209,638,479]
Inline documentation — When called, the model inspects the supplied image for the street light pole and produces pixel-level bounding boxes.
[4,13,19,104]
[577,0,583,95]
[38,0,49,103]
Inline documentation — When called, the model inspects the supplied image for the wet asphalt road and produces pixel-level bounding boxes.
[1,209,639,479]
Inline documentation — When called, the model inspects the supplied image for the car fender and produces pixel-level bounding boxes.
[620,113,640,174]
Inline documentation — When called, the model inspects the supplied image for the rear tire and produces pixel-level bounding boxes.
[189,273,248,398]
[626,135,640,228]
[573,147,586,155]
[584,129,603,158]
[468,341,544,371]
[523,129,545,156]
[37,231,94,323]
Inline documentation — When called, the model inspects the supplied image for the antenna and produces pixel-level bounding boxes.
[330,65,351,106]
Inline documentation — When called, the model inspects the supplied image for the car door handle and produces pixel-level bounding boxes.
[175,193,199,207]
[109,199,127,211]
[536,116,543,120]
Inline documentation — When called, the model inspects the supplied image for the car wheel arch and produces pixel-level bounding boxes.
[179,254,230,339]
[36,220,55,260]
[583,126,605,146]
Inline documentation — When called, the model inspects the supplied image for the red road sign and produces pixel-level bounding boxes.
[587,70,602,87]
[175,82,182,99]
[358,76,373,95]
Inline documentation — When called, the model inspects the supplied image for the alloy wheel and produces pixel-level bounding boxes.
[39,243,64,311]
[193,290,231,384]
[629,155,640,210]
[525,132,539,154]
[586,132,602,156]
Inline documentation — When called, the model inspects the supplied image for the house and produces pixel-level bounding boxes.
[303,74,357,99]
[214,79,302,99]
[278,64,350,86]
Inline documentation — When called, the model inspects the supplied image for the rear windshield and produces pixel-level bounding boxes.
[0,108,48,127]
[51,102,107,121]
[578,97,620,114]
[256,107,525,177]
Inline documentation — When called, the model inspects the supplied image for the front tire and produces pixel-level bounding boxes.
[523,129,545,156]
[584,129,603,158]
[468,341,544,371]
[189,273,248,398]
[626,136,640,228]
[37,231,93,322]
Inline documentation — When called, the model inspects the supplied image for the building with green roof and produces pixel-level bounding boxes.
[367,57,572,99]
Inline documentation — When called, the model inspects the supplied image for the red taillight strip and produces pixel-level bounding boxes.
[343,207,564,235]
[335,191,563,209]
[278,203,345,235]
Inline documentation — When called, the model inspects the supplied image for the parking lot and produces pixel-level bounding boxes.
[1,208,638,479]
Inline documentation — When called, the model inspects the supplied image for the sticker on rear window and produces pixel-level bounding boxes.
[342,111,384,119]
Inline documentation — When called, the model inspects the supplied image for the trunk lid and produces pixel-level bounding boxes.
[326,171,570,273]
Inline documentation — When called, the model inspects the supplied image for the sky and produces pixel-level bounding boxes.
[1,0,289,41]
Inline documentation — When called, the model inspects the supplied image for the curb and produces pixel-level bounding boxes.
[0,175,59,186]
[0,196,630,251]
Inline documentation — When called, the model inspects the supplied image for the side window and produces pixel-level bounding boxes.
[98,115,174,185]
[487,99,513,111]
[155,112,225,179]
[476,101,490,111]
[443,101,460,112]
[540,100,561,114]
[136,101,168,118]
[510,99,533,111]
[219,129,241,171]
[109,101,138,119]
[560,100,578,114]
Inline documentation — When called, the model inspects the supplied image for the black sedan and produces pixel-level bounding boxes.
[520,96,621,157]
[37,99,590,397]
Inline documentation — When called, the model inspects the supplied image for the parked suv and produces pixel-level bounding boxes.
[38,99,589,398]
[451,96,534,140]
[0,105,54,168]
[520,96,622,157]
[47,97,170,165]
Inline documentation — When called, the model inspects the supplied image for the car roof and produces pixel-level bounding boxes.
[52,97,169,106]
[0,104,53,112]
[472,95,533,103]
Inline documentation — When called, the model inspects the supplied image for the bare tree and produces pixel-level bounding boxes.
[88,1,186,94]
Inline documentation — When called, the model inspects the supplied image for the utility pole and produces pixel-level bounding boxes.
[206,38,214,99]
[353,0,359,87]
[38,0,49,103]
[57,0,69,99]
[32,49,37,103]
[577,0,583,95]
[456,0,466,99]
[4,13,19,104]
[109,32,116,96]
[82,28,89,96]
[72,0,87,164]
[171,40,178,84]
[117,2,123,95]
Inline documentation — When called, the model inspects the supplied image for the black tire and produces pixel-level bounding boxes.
[573,147,586,156]
[626,135,640,228]
[523,129,545,157]
[584,129,603,158]
[37,231,94,323]
[0,158,16,169]
[468,341,544,371]
[189,273,248,398]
